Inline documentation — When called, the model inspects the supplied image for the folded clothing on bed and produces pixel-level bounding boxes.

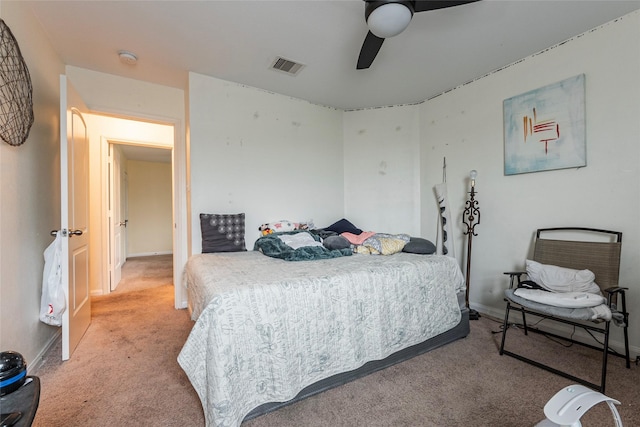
[277,232,323,250]
[354,233,410,255]
[341,231,376,245]
[254,231,352,261]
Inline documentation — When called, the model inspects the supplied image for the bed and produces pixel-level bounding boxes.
[177,250,469,427]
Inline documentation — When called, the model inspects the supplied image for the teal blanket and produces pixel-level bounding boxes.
[254,232,352,261]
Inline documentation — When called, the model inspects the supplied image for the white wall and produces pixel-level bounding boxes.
[187,13,639,356]
[0,2,65,366]
[188,73,344,253]
[418,12,640,351]
[343,104,421,235]
[340,11,639,354]
[127,160,173,256]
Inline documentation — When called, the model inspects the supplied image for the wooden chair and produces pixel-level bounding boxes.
[499,227,630,393]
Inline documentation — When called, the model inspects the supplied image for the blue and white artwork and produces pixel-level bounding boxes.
[503,74,586,175]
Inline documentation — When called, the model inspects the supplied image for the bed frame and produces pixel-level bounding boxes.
[245,306,470,421]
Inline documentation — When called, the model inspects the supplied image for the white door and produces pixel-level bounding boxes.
[109,144,127,291]
[60,75,91,360]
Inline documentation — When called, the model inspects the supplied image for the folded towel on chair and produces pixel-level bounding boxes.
[514,288,606,308]
[525,260,601,294]
[506,289,613,322]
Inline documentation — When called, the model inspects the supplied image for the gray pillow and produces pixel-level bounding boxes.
[402,237,436,255]
[323,235,351,250]
[200,213,246,253]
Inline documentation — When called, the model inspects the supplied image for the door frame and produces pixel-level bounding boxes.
[100,136,175,295]
[107,142,127,292]
[93,111,187,309]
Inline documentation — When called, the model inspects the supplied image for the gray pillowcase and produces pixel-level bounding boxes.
[402,237,436,255]
[323,235,351,250]
[200,213,246,253]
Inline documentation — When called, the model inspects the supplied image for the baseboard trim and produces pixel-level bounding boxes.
[29,329,61,375]
[127,251,173,258]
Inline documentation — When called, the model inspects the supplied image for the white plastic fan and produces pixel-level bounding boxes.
[535,385,622,427]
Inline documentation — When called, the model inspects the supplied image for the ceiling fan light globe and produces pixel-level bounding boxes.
[367,3,413,38]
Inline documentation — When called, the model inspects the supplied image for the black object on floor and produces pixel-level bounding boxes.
[0,376,39,427]
[1,412,22,427]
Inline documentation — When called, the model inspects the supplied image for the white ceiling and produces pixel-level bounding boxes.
[26,0,640,110]
[117,144,172,164]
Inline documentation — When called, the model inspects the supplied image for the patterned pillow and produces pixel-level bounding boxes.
[200,213,246,253]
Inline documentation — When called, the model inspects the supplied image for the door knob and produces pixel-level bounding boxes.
[50,229,82,237]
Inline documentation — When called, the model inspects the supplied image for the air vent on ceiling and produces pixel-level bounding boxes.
[270,57,305,76]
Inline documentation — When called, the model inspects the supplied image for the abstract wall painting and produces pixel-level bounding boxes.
[503,74,586,175]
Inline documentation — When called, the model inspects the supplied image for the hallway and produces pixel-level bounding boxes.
[113,254,173,294]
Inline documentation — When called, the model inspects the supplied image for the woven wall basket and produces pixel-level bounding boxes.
[0,19,34,147]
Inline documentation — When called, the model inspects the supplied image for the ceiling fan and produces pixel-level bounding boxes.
[357,0,480,70]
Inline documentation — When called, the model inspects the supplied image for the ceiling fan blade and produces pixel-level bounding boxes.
[357,31,385,70]
[413,0,480,13]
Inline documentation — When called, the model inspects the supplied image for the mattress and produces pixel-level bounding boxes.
[178,251,466,427]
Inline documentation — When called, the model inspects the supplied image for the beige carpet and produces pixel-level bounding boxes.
[32,258,639,426]
[112,254,173,293]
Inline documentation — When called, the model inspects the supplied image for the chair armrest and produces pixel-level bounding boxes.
[503,271,527,289]
[604,286,629,315]
[504,271,526,276]
[604,286,628,295]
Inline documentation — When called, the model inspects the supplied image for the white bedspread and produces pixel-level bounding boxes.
[178,251,465,427]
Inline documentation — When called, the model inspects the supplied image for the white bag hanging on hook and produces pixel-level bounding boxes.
[39,232,66,326]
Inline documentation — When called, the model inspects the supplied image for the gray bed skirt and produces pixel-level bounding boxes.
[244,306,470,421]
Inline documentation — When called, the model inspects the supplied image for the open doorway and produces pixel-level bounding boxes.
[86,114,175,299]
[107,142,173,293]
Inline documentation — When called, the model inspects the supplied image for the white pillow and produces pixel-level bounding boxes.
[525,259,601,294]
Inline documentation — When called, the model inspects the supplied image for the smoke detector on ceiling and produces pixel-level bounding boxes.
[118,50,138,65]
[270,57,305,76]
